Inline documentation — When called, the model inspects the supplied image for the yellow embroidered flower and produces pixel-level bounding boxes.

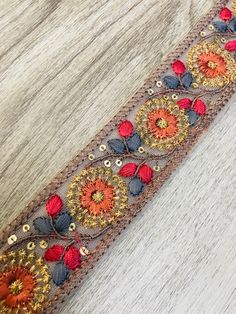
[135,98,189,151]
[187,41,236,87]
[67,167,128,228]
[0,250,50,313]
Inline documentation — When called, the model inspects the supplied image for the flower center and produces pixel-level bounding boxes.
[207,61,217,69]
[156,118,168,129]
[92,191,104,203]
[9,279,23,295]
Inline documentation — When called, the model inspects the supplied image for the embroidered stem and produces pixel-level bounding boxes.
[86,149,175,168]
[191,84,229,104]
[6,226,111,252]
[49,217,68,240]
[200,31,236,42]
[122,138,130,153]
[60,240,77,261]
[79,226,111,241]
[156,84,228,98]
[134,161,146,177]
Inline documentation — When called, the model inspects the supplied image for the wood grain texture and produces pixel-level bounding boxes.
[0,0,235,313]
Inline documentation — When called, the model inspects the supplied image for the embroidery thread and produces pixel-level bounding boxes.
[0,250,50,313]
[0,1,236,312]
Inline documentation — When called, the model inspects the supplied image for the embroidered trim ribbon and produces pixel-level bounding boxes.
[1,0,236,313]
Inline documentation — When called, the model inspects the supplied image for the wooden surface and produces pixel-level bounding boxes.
[1,0,236,313]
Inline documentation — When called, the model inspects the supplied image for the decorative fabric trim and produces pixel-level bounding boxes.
[1,0,236,312]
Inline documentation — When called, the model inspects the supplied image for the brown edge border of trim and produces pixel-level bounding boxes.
[0,0,234,312]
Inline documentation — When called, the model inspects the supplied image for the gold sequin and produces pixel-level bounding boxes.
[104,160,111,167]
[22,224,30,232]
[7,235,17,245]
[115,159,122,167]
[99,144,106,152]
[79,246,90,256]
[156,81,162,87]
[153,165,161,172]
[138,146,145,154]
[88,154,95,161]
[147,88,154,96]
[69,222,76,231]
[27,242,36,250]
[208,24,214,31]
[39,240,48,249]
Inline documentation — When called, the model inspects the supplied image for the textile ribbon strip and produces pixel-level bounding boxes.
[0,0,236,313]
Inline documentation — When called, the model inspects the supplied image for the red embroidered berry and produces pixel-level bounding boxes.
[138,164,153,184]
[119,163,137,177]
[46,194,63,217]
[225,40,236,52]
[176,98,192,110]
[193,99,206,116]
[118,120,134,137]
[219,7,232,21]
[44,245,64,262]
[63,246,81,270]
[171,60,186,76]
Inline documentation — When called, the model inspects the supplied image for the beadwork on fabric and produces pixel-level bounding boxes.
[1,0,236,312]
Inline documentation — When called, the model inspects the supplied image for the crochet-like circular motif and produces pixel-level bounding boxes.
[135,98,189,150]
[187,41,236,87]
[67,167,128,228]
[0,250,50,312]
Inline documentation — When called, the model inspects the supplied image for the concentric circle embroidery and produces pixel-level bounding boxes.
[0,250,50,313]
[67,167,128,228]
[187,41,236,87]
[135,98,189,150]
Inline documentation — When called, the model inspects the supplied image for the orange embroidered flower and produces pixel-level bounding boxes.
[0,250,50,313]
[147,108,178,139]
[80,179,115,215]
[188,42,236,87]
[0,267,36,309]
[197,52,227,78]
[67,167,128,228]
[136,98,189,150]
